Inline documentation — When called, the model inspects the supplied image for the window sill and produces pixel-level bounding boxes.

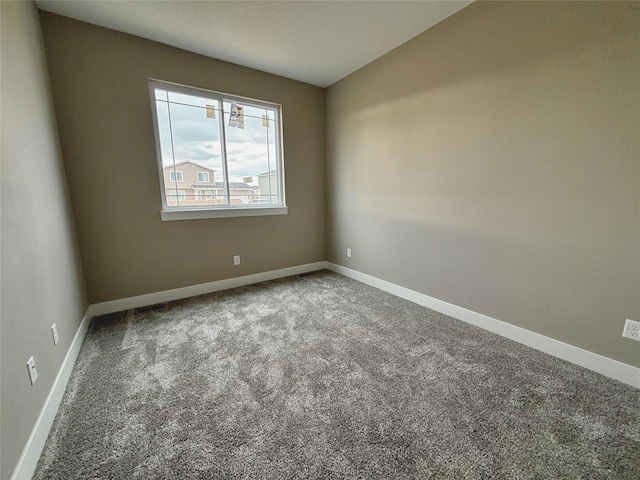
[160,206,288,221]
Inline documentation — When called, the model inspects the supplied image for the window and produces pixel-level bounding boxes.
[149,79,287,220]
[169,171,183,183]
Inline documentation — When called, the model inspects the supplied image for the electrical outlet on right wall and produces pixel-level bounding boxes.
[622,319,640,342]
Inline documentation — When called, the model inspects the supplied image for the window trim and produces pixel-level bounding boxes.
[161,206,288,221]
[148,79,287,221]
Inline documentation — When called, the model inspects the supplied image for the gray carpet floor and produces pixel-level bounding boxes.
[34,270,639,479]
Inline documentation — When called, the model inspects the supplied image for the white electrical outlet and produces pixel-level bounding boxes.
[27,356,38,385]
[233,255,240,266]
[622,319,640,341]
[347,248,352,258]
[51,323,59,345]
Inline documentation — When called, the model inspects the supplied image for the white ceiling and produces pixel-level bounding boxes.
[36,1,473,88]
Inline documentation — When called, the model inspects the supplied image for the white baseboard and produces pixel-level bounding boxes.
[327,262,640,389]
[11,308,92,480]
[89,261,328,317]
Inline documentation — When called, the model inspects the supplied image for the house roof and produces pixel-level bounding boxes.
[163,160,215,172]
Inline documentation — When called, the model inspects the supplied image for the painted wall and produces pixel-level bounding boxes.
[326,1,640,367]
[0,2,88,477]
[39,12,326,304]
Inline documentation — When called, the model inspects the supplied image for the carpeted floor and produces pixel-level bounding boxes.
[34,270,639,479]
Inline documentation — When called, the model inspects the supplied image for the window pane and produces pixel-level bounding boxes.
[156,91,227,206]
[223,102,280,205]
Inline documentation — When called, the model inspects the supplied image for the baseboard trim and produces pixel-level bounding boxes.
[327,262,640,389]
[89,261,329,317]
[11,308,92,480]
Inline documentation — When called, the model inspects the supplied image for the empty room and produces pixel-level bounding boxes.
[1,1,638,479]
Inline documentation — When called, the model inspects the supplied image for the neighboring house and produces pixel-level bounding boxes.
[163,161,255,205]
[257,170,278,203]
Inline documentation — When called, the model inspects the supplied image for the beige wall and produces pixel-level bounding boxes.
[0,2,88,477]
[39,12,326,304]
[326,1,640,367]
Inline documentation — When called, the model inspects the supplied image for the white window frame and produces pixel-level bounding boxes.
[149,79,287,221]
[196,171,210,183]
[168,170,183,183]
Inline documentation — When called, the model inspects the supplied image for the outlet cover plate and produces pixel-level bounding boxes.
[622,319,640,342]
[233,255,240,266]
[27,356,38,385]
[51,323,59,345]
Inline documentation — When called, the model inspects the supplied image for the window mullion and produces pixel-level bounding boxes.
[218,101,231,206]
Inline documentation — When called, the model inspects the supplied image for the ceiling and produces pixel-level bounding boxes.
[36,0,473,87]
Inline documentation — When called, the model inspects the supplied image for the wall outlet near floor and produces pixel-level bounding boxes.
[347,248,352,258]
[27,356,38,385]
[622,319,640,341]
[51,323,59,345]
[233,255,240,266]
